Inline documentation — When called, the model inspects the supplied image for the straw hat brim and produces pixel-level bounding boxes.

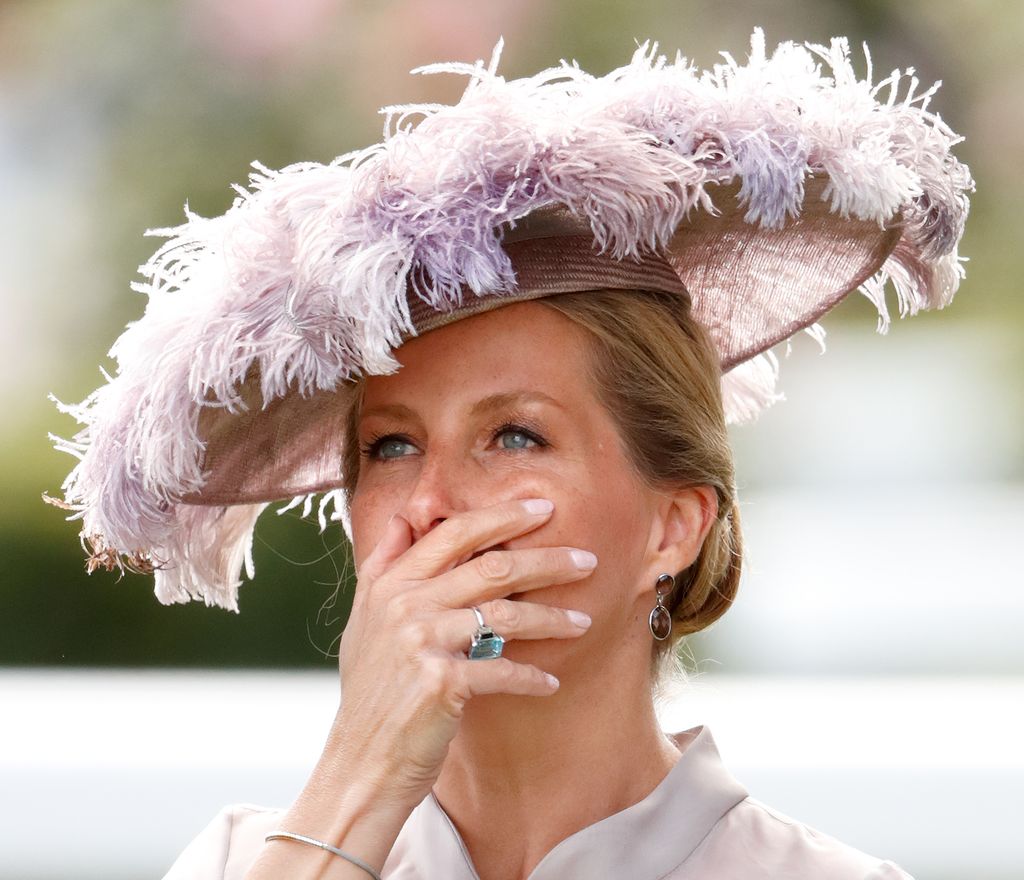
[186,175,901,507]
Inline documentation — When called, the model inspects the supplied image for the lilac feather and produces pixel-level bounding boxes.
[46,29,973,609]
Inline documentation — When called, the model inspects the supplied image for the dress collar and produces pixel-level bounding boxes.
[383,725,747,879]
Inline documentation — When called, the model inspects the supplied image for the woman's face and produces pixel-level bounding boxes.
[349,300,668,676]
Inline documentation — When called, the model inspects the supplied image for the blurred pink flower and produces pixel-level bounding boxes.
[185,0,342,65]
[347,0,545,108]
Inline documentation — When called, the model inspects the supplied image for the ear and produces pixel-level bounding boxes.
[644,485,719,582]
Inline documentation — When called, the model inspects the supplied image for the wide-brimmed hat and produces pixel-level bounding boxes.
[46,30,973,610]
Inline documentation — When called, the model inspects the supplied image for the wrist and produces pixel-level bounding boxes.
[280,742,419,870]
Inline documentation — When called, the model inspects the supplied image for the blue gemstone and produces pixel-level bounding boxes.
[469,629,505,660]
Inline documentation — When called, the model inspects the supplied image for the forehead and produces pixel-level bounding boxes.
[361,300,599,410]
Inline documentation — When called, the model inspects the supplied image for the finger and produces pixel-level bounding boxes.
[457,658,561,698]
[393,498,554,580]
[441,546,598,608]
[358,513,414,585]
[429,601,591,654]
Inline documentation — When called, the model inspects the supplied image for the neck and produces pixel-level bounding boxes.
[433,650,680,880]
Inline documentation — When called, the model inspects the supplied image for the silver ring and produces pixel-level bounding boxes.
[467,605,505,661]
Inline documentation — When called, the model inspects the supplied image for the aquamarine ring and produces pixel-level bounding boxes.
[467,605,505,660]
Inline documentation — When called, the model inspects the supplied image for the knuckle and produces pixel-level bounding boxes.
[552,605,576,626]
[476,550,513,582]
[418,655,453,699]
[430,526,464,558]
[492,658,518,679]
[473,503,521,537]
[487,600,521,630]
[499,502,525,527]
[513,662,545,689]
[405,620,432,653]
[386,590,418,622]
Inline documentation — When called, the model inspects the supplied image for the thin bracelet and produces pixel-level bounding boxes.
[265,831,382,880]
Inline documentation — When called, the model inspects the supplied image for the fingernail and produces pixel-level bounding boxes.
[567,610,592,628]
[522,498,554,515]
[570,549,597,570]
[544,673,560,690]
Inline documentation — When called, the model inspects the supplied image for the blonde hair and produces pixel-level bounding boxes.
[340,288,742,679]
[538,290,742,679]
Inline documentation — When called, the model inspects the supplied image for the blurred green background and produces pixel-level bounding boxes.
[2,0,1020,668]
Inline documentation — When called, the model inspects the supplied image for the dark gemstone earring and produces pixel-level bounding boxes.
[649,573,674,641]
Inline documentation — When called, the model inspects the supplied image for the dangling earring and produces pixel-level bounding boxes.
[649,573,674,641]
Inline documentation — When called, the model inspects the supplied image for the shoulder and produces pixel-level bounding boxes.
[161,804,285,880]
[683,796,916,880]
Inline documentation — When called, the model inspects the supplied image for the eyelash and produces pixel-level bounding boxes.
[490,419,549,451]
[358,434,394,460]
[359,417,549,461]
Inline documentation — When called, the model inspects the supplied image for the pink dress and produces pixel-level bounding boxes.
[161,725,915,879]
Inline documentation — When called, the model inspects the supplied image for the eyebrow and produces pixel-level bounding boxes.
[360,390,565,423]
[469,391,565,418]
[359,402,417,422]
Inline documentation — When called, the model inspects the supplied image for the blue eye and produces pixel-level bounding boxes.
[498,429,537,450]
[362,435,416,461]
[379,438,414,459]
[493,422,546,451]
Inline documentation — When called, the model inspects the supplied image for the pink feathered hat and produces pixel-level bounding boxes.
[45,30,973,610]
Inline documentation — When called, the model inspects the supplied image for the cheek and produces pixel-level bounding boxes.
[513,467,651,587]
[559,483,649,569]
[499,470,653,668]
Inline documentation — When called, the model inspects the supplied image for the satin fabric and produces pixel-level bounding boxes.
[161,725,915,879]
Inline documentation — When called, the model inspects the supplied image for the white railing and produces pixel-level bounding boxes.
[2,670,1022,880]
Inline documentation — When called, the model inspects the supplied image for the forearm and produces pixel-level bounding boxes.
[243,500,578,878]
[243,738,416,880]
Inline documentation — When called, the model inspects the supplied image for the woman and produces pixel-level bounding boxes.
[46,31,970,880]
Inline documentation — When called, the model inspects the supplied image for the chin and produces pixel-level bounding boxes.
[500,631,585,679]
